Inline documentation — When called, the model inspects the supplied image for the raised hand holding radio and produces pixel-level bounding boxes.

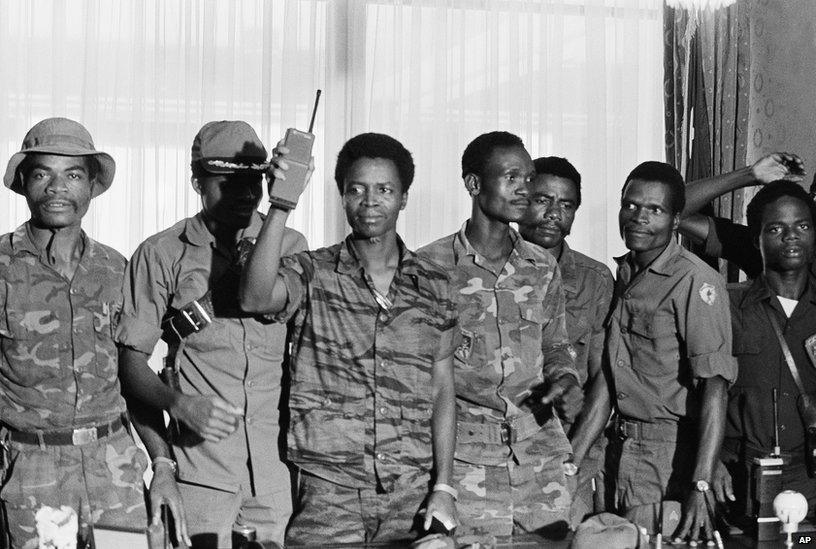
[268,90,321,210]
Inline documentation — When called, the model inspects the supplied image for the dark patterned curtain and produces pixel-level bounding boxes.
[664,1,750,279]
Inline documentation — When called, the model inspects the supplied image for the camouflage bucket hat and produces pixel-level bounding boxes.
[3,117,116,198]
[191,120,268,175]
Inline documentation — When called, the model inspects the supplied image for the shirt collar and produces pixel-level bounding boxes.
[182,210,265,247]
[336,234,419,277]
[10,221,106,262]
[739,273,816,310]
[614,237,681,278]
[452,220,540,266]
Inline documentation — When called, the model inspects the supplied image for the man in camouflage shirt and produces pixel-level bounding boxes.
[241,133,458,545]
[419,132,583,542]
[518,156,614,526]
[0,118,150,547]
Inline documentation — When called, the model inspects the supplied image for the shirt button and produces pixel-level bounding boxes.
[70,288,77,295]
[620,327,628,334]
[617,392,627,399]
[624,293,632,299]
[780,424,786,431]
[376,452,386,461]
[380,361,389,369]
[247,380,255,388]
[378,406,388,415]
[246,417,253,425]
[617,360,625,367]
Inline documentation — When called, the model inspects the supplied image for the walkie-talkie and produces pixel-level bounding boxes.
[750,388,785,540]
[269,90,321,210]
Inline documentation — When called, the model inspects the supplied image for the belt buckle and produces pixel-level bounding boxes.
[72,426,97,445]
[499,422,515,444]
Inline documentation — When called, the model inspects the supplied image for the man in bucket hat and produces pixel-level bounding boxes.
[117,121,307,547]
[0,118,150,547]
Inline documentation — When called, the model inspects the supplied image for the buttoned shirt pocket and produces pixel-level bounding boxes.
[288,381,366,465]
[627,312,679,374]
[1,309,57,387]
[731,334,762,389]
[91,301,116,337]
[518,302,546,368]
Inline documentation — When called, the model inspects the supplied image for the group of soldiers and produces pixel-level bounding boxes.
[0,116,813,548]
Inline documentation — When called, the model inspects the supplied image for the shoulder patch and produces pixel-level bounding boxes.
[699,282,717,305]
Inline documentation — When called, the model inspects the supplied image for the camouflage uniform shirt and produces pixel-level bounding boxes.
[608,239,738,423]
[116,212,306,494]
[559,242,614,386]
[275,237,459,490]
[0,223,128,430]
[419,223,578,466]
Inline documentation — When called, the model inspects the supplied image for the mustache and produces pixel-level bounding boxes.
[623,225,652,234]
[36,197,78,210]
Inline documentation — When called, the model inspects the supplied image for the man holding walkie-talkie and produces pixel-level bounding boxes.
[717,181,816,522]
[117,121,308,548]
[241,132,459,545]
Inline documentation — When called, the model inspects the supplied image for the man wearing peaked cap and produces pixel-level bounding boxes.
[117,120,307,547]
[0,118,152,547]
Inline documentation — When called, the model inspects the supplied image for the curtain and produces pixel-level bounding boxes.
[664,2,749,277]
[1,0,664,268]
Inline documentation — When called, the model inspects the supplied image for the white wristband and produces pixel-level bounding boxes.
[432,483,458,500]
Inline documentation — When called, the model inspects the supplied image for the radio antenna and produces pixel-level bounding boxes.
[773,388,781,457]
[308,89,322,133]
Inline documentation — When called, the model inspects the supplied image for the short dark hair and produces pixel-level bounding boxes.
[461,131,525,179]
[17,154,100,187]
[334,133,415,194]
[623,161,685,215]
[746,180,816,241]
[533,156,582,207]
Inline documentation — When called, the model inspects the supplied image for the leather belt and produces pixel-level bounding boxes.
[6,415,126,446]
[613,415,693,443]
[458,407,551,445]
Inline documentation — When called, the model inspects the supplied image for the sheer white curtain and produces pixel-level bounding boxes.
[1,0,664,266]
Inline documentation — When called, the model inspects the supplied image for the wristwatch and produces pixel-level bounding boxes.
[693,479,711,492]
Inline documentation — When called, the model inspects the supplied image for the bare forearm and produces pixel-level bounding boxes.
[693,376,728,482]
[678,213,712,244]
[119,347,180,411]
[128,397,173,460]
[431,359,456,486]
[239,206,290,313]
[683,167,755,217]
